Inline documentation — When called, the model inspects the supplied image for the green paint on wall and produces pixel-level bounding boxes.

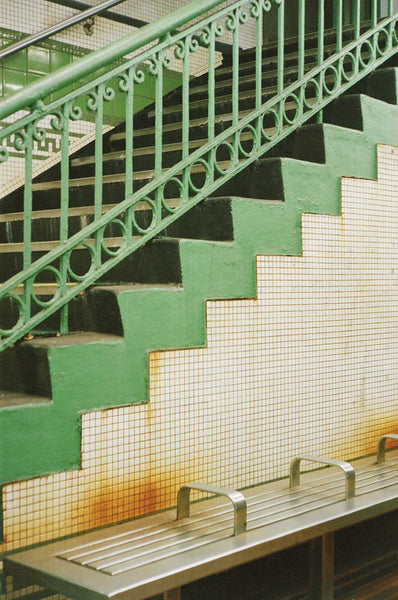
[0,94,397,485]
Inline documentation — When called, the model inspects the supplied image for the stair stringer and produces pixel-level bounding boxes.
[0,94,397,492]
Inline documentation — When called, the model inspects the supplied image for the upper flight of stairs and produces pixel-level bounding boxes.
[0,26,397,483]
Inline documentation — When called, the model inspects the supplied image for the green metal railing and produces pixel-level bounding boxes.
[0,0,397,350]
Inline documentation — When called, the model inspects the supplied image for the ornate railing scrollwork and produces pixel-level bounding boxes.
[0,0,397,348]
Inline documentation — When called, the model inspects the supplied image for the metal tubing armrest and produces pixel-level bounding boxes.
[176,482,247,536]
[290,454,356,500]
[376,434,398,464]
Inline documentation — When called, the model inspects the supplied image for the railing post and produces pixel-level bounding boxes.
[317,0,325,123]
[276,0,284,96]
[154,47,165,225]
[124,66,135,201]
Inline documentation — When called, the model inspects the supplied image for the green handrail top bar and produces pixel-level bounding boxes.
[0,0,225,122]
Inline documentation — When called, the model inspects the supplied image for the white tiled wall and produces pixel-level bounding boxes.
[1,143,398,554]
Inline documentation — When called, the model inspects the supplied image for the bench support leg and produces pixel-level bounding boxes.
[163,588,181,600]
[308,532,334,600]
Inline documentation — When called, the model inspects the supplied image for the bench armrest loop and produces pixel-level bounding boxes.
[376,434,398,464]
[176,482,247,535]
[289,454,356,500]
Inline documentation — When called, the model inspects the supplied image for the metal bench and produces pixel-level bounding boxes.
[5,434,398,600]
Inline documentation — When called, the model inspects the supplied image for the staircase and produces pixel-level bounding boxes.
[0,0,397,546]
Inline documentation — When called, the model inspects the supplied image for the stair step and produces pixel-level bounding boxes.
[11,282,77,296]
[185,59,320,98]
[0,236,139,253]
[31,161,232,192]
[71,138,238,169]
[0,390,50,407]
[153,73,337,120]
[238,18,374,59]
[110,104,290,144]
[0,237,183,286]
[0,198,180,223]
[212,39,339,81]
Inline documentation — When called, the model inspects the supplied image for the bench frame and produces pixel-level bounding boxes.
[5,434,398,600]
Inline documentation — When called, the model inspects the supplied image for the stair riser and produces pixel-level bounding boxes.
[0,294,94,337]
[0,239,182,285]
[0,196,235,247]
[109,121,230,151]
[148,70,315,128]
[0,216,86,245]
[69,141,245,179]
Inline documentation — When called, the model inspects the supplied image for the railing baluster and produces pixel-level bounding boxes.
[154,50,164,221]
[231,8,240,167]
[255,2,263,112]
[94,84,104,273]
[277,1,284,96]
[23,124,34,328]
[94,85,104,223]
[182,36,191,204]
[124,67,135,201]
[276,0,285,137]
[208,22,216,186]
[232,9,240,127]
[208,25,216,144]
[23,125,33,272]
[59,104,70,334]
[317,0,325,123]
[387,0,394,52]
[255,2,263,148]
[371,0,378,27]
[353,0,360,39]
[298,0,305,124]
[298,0,305,81]
[336,0,343,52]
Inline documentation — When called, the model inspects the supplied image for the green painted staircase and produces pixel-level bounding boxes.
[0,36,397,488]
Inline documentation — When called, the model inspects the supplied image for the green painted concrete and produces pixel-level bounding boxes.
[0,94,397,486]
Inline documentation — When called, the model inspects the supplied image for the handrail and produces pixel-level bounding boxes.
[46,0,149,30]
[0,2,397,350]
[0,0,128,61]
[0,0,225,121]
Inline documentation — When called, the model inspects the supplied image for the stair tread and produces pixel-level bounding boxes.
[31,161,232,191]
[19,331,123,349]
[92,283,183,292]
[71,139,212,167]
[110,104,285,142]
[110,108,255,141]
[213,39,339,79]
[0,390,50,408]
[0,236,139,252]
[187,59,319,97]
[0,198,181,222]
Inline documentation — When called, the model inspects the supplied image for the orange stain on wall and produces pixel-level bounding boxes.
[86,470,185,531]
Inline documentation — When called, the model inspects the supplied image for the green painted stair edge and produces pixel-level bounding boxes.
[0,93,397,486]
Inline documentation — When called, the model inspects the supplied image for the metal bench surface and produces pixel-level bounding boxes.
[5,449,398,600]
